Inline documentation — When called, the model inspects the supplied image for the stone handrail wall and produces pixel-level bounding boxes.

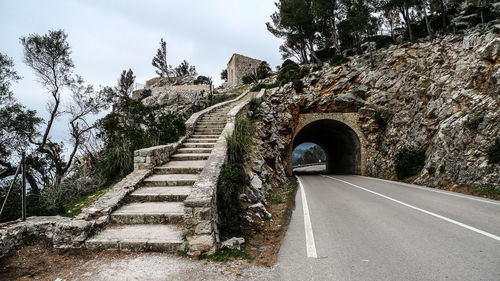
[0,169,151,258]
[184,89,266,255]
[133,90,250,170]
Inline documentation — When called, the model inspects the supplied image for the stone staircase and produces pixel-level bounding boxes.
[86,105,231,252]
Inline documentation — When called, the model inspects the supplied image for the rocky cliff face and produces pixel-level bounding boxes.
[245,26,499,206]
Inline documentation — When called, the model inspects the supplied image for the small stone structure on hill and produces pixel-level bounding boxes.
[227,54,262,87]
[132,77,212,115]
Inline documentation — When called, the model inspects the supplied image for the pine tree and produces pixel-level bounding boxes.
[152,38,172,80]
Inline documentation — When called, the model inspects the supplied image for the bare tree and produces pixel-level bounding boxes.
[64,76,108,182]
[19,30,108,188]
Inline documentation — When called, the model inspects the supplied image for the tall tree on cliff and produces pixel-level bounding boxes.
[311,0,342,53]
[152,38,173,81]
[174,60,197,78]
[379,0,419,42]
[266,0,322,64]
[338,0,379,50]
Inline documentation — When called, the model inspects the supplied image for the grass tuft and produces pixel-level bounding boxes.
[204,246,254,262]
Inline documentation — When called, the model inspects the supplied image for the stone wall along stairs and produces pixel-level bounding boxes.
[85,105,234,252]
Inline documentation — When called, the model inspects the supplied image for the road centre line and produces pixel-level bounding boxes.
[322,175,500,242]
[296,176,318,258]
[357,175,500,206]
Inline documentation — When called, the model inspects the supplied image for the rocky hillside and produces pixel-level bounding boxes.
[245,26,499,206]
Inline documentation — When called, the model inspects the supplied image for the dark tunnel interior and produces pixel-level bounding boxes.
[292,119,361,175]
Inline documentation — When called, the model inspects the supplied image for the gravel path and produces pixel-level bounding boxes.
[73,253,277,281]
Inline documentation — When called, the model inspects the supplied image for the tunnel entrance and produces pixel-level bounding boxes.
[292,119,361,175]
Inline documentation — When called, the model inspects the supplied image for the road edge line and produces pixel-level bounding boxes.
[323,175,500,242]
[356,175,500,206]
[296,176,318,258]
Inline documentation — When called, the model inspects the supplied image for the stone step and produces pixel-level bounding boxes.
[192,132,222,137]
[196,121,226,125]
[171,153,210,161]
[86,224,183,252]
[143,174,199,186]
[201,116,225,119]
[190,134,220,139]
[130,186,192,202]
[177,147,212,154]
[194,129,223,134]
[200,117,226,121]
[111,202,184,224]
[186,138,218,143]
[194,124,226,130]
[183,142,215,148]
[154,160,206,174]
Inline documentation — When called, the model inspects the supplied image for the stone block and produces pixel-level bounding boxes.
[194,221,213,235]
[193,207,212,220]
[188,235,214,253]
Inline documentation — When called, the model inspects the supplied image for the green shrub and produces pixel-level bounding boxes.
[366,35,395,49]
[242,74,254,85]
[374,110,387,130]
[463,114,484,130]
[248,97,263,114]
[226,118,255,164]
[97,101,185,184]
[439,164,446,173]
[250,82,279,92]
[217,163,248,237]
[269,192,284,204]
[218,118,255,237]
[277,59,300,84]
[329,54,348,66]
[394,149,426,180]
[427,166,436,176]
[256,61,271,80]
[312,65,322,72]
[292,79,304,93]
[487,138,500,164]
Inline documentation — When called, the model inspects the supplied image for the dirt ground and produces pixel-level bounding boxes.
[436,183,500,200]
[0,240,276,281]
[242,179,298,266]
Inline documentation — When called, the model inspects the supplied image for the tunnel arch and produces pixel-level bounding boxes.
[288,113,366,175]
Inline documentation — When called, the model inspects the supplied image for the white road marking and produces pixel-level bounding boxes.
[296,176,318,258]
[357,175,500,206]
[323,175,500,242]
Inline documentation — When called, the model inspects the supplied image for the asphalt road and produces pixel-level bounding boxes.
[275,172,500,281]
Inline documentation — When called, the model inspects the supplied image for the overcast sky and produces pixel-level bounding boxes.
[0,0,282,146]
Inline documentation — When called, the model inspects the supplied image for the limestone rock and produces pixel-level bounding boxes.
[221,237,245,250]
[248,203,271,220]
[478,38,500,61]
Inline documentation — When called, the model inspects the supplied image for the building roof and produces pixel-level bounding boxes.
[227,53,263,65]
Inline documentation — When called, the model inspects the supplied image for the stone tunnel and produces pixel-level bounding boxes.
[288,113,366,176]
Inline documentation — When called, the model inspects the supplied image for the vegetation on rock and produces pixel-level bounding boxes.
[267,0,500,64]
[487,138,500,165]
[394,148,426,180]
[217,118,255,237]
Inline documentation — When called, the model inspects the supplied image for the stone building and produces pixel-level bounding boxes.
[226,53,262,86]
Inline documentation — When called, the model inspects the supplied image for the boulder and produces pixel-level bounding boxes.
[478,38,500,62]
[221,237,245,250]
